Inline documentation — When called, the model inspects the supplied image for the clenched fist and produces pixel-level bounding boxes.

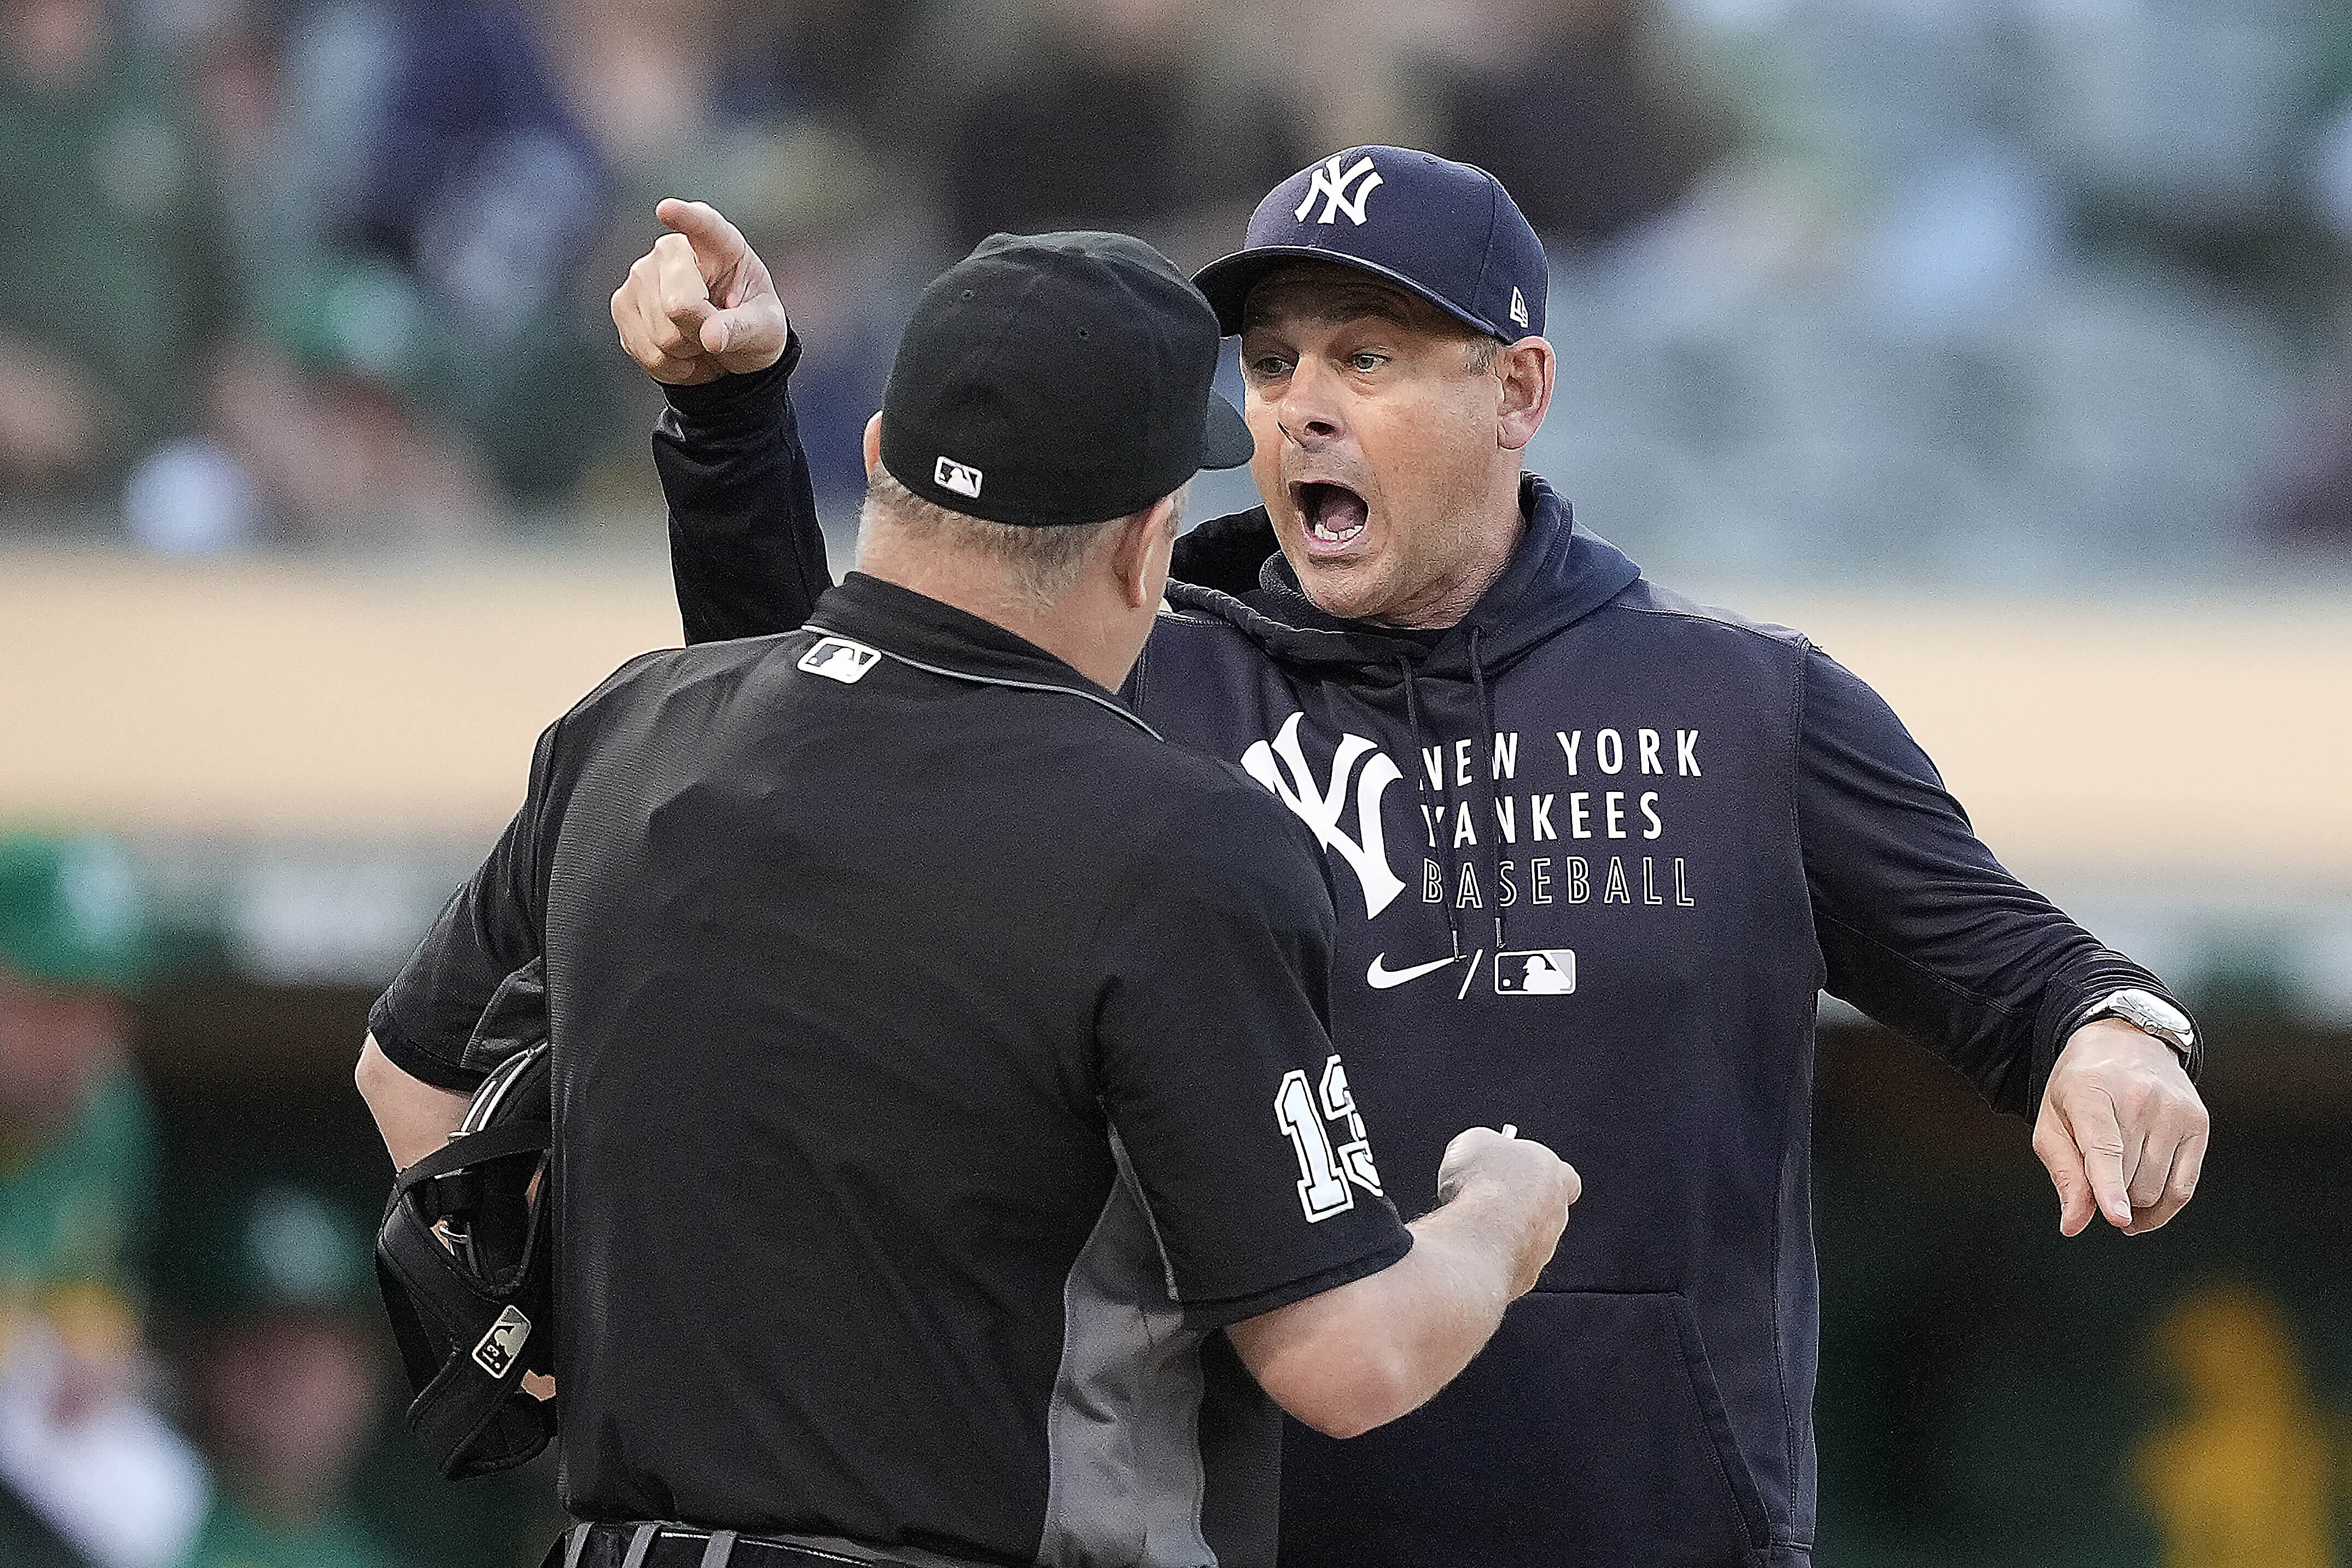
[1436,1126,1581,1297]
[611,199,790,386]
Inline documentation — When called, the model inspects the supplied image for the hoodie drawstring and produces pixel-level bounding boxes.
[1468,627,1508,952]
[1405,633,1507,963]
[1397,654,1462,957]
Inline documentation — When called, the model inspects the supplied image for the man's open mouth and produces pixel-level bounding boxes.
[1292,481,1370,546]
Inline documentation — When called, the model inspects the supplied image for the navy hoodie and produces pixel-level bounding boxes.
[653,351,2196,1567]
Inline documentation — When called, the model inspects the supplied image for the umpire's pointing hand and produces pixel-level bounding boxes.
[2033,1021,2209,1238]
[612,199,789,385]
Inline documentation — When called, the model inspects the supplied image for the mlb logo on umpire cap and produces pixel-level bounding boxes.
[934,456,984,499]
[1194,147,1547,347]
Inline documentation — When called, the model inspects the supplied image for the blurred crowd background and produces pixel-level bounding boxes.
[9,0,2352,568]
[4,0,2351,1565]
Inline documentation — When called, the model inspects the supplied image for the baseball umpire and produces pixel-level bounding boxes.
[357,229,1579,1568]
[626,150,2211,1568]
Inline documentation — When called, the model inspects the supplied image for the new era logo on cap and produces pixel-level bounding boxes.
[934,456,984,498]
[1510,287,1529,330]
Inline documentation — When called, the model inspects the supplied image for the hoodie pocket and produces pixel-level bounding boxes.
[1280,1290,1772,1568]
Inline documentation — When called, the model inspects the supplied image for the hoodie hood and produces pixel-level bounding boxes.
[1163,474,1642,680]
[1155,471,1647,975]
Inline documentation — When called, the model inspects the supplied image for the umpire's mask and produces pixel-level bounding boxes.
[375,966,556,1478]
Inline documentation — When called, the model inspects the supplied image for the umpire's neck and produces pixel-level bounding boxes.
[856,448,1184,694]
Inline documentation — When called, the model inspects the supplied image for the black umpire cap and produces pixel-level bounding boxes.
[878,231,1255,528]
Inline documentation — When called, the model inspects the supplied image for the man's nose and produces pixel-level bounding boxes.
[1276,361,1346,446]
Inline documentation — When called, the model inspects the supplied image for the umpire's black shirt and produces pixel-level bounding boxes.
[371,572,1413,1568]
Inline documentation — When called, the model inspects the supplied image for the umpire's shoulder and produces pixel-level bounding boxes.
[1123,750,1333,926]
[558,634,784,734]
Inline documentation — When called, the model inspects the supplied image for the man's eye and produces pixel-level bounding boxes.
[1349,353,1387,372]
[1249,357,1292,378]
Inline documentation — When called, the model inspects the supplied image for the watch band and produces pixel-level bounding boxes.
[2071,987,2196,1064]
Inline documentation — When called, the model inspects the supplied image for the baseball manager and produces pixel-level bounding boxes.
[360,227,1579,1568]
[625,151,2210,1568]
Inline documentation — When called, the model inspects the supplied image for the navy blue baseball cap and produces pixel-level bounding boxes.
[1194,147,1547,344]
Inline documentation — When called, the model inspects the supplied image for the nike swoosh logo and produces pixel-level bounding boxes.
[1366,953,1463,989]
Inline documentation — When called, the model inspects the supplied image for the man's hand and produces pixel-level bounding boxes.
[1435,1126,1581,1296]
[1227,1126,1579,1437]
[611,199,789,386]
[2033,1019,2209,1237]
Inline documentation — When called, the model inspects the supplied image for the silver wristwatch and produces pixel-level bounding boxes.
[2074,987,2196,1063]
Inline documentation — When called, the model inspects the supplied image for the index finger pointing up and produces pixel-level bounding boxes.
[656,199,746,270]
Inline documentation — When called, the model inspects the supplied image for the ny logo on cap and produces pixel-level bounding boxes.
[934,455,984,498]
[1295,154,1383,226]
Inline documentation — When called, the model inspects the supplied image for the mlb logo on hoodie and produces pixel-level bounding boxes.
[1494,949,1575,995]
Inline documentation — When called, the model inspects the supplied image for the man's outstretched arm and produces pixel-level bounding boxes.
[1795,644,2209,1238]
[613,199,833,644]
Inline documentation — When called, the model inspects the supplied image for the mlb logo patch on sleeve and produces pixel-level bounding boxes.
[799,637,883,684]
[1495,949,1575,995]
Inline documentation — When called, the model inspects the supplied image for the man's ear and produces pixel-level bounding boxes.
[1496,337,1555,453]
[862,411,883,475]
[1111,493,1181,611]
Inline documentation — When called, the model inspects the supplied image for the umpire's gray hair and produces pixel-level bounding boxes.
[857,470,1167,613]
